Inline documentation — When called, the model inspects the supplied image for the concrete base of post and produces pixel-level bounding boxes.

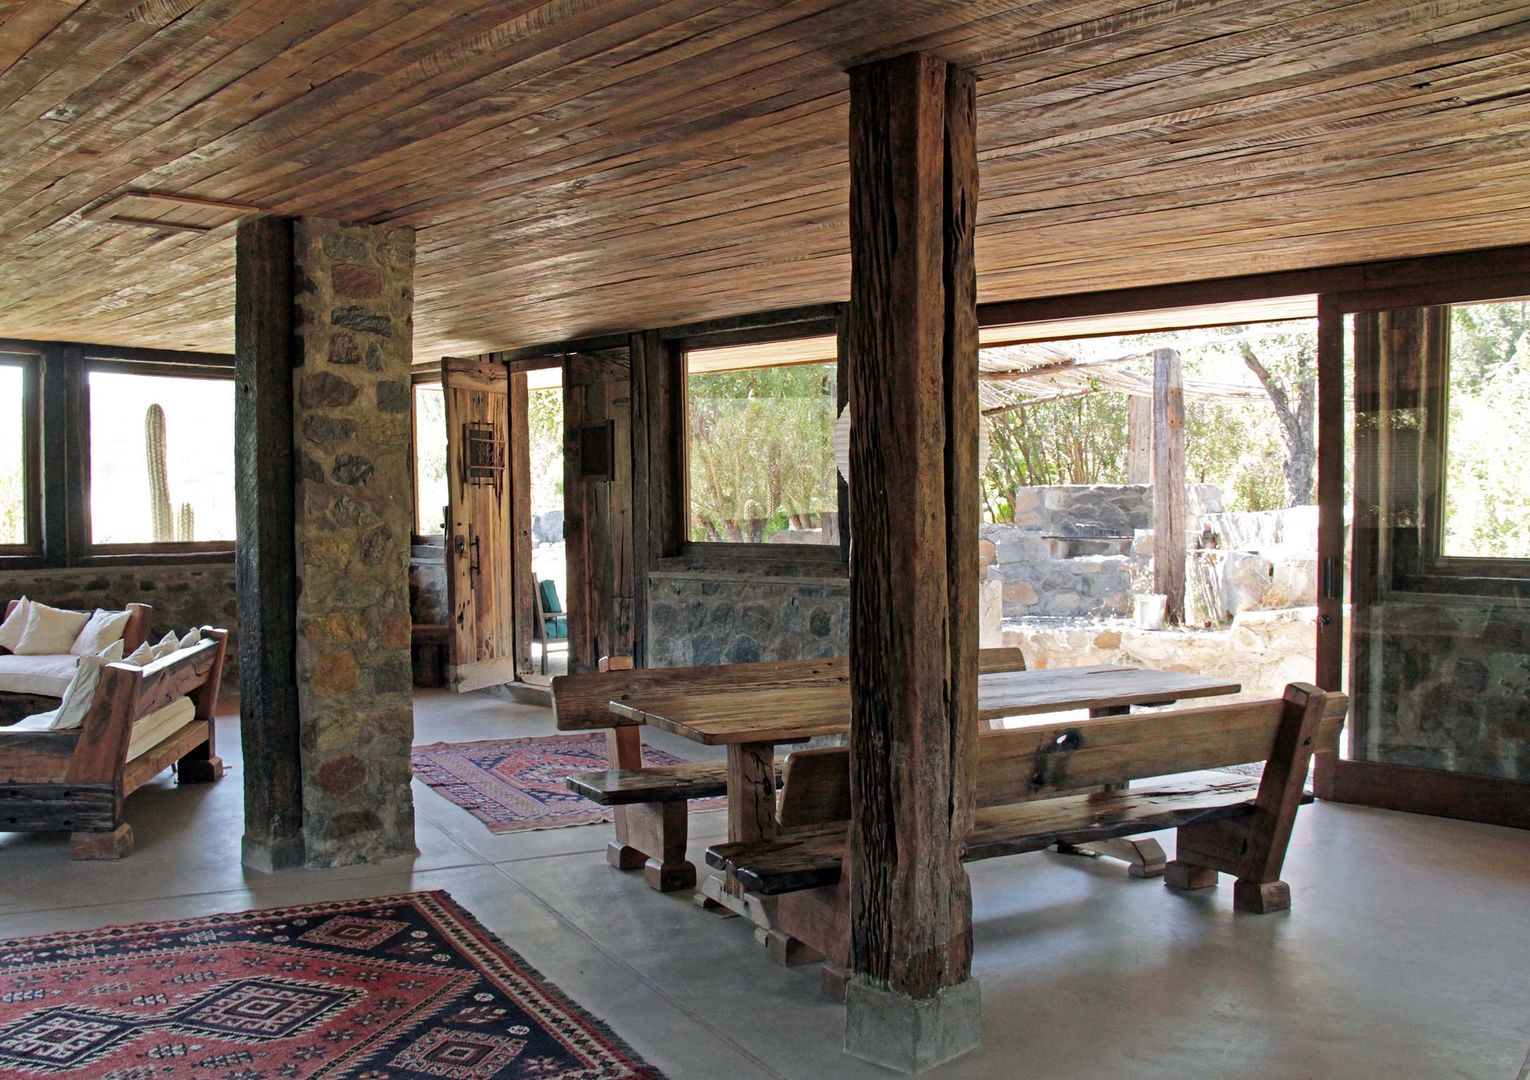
[844,975,982,1073]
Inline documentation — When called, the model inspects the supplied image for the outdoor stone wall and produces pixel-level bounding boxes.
[1004,607,1322,702]
[409,544,448,625]
[1009,483,1152,534]
[1357,595,1529,782]
[0,563,239,681]
[982,526,1136,619]
[646,567,849,668]
[290,218,416,867]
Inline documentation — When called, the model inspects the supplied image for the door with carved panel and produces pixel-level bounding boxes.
[442,357,524,691]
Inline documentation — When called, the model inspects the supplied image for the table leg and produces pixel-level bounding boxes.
[1052,705,1166,876]
[696,741,780,929]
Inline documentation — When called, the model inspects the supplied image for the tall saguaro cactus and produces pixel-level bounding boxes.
[145,404,174,542]
[177,501,195,543]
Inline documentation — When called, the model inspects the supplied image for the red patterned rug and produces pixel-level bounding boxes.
[0,891,662,1078]
[412,734,723,834]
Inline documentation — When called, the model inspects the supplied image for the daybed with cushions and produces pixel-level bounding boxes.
[0,625,228,859]
[0,599,153,722]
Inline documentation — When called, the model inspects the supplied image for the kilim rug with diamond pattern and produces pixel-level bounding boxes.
[0,891,662,1078]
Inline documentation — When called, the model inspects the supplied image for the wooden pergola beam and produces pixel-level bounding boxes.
[844,52,981,1073]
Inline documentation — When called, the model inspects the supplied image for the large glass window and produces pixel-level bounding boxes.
[413,382,448,536]
[88,368,235,546]
[1440,298,1530,560]
[684,336,839,546]
[0,357,32,548]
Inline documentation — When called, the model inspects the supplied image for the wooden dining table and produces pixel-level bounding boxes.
[609,664,1241,919]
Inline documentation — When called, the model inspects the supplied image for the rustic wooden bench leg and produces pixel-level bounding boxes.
[177,741,224,784]
[603,727,697,892]
[71,824,133,860]
[1164,858,1219,890]
[1071,836,1167,877]
[1169,684,1327,913]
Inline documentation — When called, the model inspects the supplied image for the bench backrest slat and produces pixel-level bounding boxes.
[775,688,1347,824]
[976,692,1347,807]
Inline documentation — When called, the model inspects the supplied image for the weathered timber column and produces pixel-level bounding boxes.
[236,216,418,870]
[1127,394,1152,484]
[1151,347,1186,625]
[843,53,981,1073]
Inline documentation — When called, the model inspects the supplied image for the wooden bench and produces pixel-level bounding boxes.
[706,682,1347,998]
[0,627,228,859]
[0,600,154,724]
[553,647,1030,892]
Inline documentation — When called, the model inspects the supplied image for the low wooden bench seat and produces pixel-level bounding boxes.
[709,773,1303,895]
[552,647,1027,894]
[566,759,786,805]
[706,683,1346,998]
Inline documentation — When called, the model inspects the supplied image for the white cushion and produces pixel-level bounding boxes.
[0,598,30,652]
[71,609,132,656]
[123,643,154,667]
[4,712,57,732]
[178,628,202,650]
[150,630,180,660]
[13,603,91,656]
[0,653,80,696]
[126,697,197,761]
[47,656,106,730]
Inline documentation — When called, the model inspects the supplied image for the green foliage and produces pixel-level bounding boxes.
[0,461,23,545]
[687,364,836,542]
[527,387,564,513]
[1442,301,1530,558]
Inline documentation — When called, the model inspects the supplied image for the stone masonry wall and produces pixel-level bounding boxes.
[646,568,849,668]
[1009,483,1152,534]
[1358,594,1530,782]
[290,218,416,867]
[0,563,239,682]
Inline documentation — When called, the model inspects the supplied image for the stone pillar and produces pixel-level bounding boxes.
[843,53,981,1073]
[236,216,417,870]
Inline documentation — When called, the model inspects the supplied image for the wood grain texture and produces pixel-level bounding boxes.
[3,3,1529,356]
[845,53,976,998]
[611,666,1241,744]
[1152,347,1186,624]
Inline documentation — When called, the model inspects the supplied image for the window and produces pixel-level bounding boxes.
[684,335,839,546]
[413,382,448,536]
[1440,299,1530,561]
[87,366,235,546]
[0,354,36,550]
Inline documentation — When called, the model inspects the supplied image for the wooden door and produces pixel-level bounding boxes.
[443,357,523,691]
[563,348,635,673]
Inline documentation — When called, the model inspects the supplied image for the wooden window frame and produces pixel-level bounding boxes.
[664,308,848,569]
[78,353,238,562]
[0,348,42,556]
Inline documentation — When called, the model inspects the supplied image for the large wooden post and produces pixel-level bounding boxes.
[844,53,981,1073]
[1152,347,1186,625]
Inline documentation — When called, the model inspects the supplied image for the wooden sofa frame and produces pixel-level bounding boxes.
[0,600,155,722]
[707,682,1347,999]
[553,647,1030,892]
[0,626,228,859]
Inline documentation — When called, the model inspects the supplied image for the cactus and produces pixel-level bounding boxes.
[145,404,174,542]
[176,502,195,543]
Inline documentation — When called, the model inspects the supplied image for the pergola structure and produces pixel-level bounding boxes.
[3,2,1530,1072]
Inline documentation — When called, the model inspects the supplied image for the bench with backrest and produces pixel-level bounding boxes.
[0,600,154,723]
[706,682,1347,999]
[553,647,1029,892]
[0,627,228,859]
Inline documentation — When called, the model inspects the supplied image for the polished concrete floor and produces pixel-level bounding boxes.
[1,689,1526,1079]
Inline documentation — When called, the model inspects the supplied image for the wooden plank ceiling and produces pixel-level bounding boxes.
[2,0,1529,356]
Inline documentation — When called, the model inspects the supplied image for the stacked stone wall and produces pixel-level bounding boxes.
[289,218,416,867]
[646,568,849,668]
[0,563,239,680]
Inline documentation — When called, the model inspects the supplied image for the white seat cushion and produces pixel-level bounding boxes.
[71,609,132,656]
[126,697,198,761]
[0,653,79,696]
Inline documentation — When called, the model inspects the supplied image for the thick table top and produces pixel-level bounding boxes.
[610,664,1241,745]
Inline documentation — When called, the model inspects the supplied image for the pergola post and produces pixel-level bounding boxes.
[843,53,981,1073]
[1152,347,1186,624]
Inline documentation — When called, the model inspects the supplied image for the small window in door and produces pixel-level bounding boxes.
[1440,299,1530,561]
